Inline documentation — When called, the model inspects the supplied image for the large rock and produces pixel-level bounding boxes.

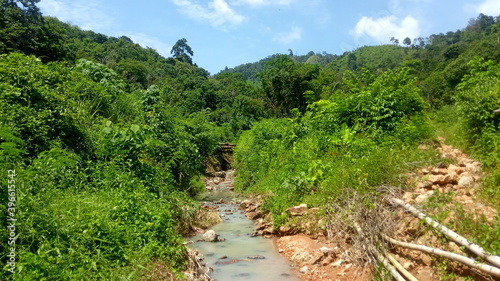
[202,230,218,242]
[287,204,308,216]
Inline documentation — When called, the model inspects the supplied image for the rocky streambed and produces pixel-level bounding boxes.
[187,170,300,281]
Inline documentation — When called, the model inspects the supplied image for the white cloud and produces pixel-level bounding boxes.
[351,15,420,43]
[473,0,500,16]
[274,25,302,44]
[233,0,295,7]
[125,33,172,58]
[38,0,113,31]
[172,0,244,28]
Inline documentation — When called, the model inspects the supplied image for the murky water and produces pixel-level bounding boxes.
[190,171,299,281]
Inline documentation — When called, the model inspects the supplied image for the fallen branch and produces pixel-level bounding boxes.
[376,253,406,281]
[389,198,500,268]
[386,253,419,281]
[382,234,500,278]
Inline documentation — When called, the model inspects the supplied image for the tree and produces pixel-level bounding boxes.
[390,37,399,46]
[403,37,412,47]
[0,0,42,52]
[258,55,320,116]
[171,38,193,64]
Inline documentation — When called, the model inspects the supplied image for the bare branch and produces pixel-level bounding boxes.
[389,197,500,268]
[382,234,500,278]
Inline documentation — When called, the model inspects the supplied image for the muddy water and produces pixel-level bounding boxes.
[191,171,299,281]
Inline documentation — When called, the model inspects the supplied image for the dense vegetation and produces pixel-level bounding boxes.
[0,0,499,279]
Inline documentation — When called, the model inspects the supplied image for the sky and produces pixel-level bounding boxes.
[38,0,500,74]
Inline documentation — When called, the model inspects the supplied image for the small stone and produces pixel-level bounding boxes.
[320,247,331,254]
[331,259,344,267]
[418,181,433,189]
[219,256,228,259]
[299,266,308,273]
[421,254,432,266]
[203,230,218,242]
[435,162,448,169]
[247,255,266,259]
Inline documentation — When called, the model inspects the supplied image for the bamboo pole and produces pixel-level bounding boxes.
[382,234,500,278]
[376,253,407,281]
[386,253,419,281]
[389,198,500,268]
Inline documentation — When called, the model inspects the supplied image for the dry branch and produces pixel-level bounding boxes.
[386,253,419,281]
[389,198,500,268]
[376,253,407,281]
[382,234,500,278]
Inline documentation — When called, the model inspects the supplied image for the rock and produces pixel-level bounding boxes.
[239,199,252,210]
[206,185,213,191]
[421,168,430,175]
[247,255,266,259]
[203,230,218,242]
[215,259,244,265]
[287,204,308,216]
[193,227,205,234]
[321,255,335,266]
[428,175,445,185]
[310,252,324,265]
[429,173,457,185]
[418,181,433,189]
[299,266,308,274]
[331,259,344,267]
[262,226,275,235]
[246,211,262,220]
[291,251,312,265]
[320,247,335,255]
[435,162,448,169]
[219,256,227,259]
[217,237,226,242]
[215,171,226,178]
[443,172,458,185]
[431,168,448,175]
[458,176,475,188]
[448,164,465,175]
[278,225,294,235]
[421,254,433,266]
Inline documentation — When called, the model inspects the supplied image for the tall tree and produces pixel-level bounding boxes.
[171,38,193,64]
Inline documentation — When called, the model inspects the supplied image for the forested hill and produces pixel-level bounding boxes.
[1,0,500,279]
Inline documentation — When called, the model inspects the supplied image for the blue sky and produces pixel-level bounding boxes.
[38,0,500,74]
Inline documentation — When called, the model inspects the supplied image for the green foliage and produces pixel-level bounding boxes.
[0,52,218,279]
[258,55,320,116]
[454,57,500,207]
[235,67,432,227]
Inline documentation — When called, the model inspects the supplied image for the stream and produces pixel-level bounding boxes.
[190,170,300,281]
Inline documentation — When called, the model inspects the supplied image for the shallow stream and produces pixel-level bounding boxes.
[190,171,299,281]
